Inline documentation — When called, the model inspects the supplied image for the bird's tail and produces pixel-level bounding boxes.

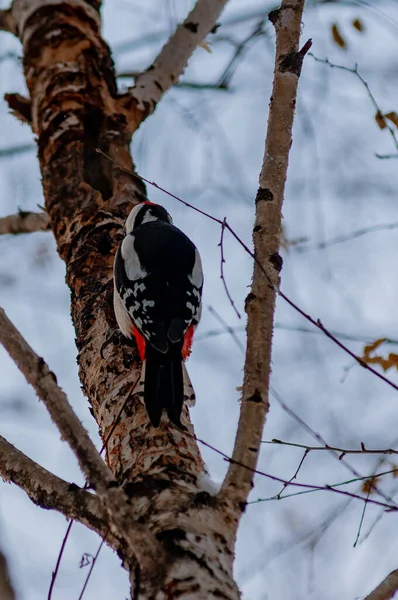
[143,343,185,427]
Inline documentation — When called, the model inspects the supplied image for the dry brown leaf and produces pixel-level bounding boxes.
[385,112,398,128]
[331,24,346,49]
[362,477,379,495]
[361,338,398,372]
[391,464,398,478]
[352,19,364,32]
[375,111,387,130]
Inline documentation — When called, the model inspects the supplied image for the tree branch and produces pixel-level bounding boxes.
[0,211,50,235]
[0,308,165,589]
[0,547,14,600]
[0,308,115,488]
[220,1,308,510]
[129,0,229,115]
[0,434,108,535]
[365,569,398,600]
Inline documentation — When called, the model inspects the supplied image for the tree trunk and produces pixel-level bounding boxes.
[6,0,240,597]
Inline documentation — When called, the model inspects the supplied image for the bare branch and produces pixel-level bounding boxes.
[0,308,114,488]
[130,0,229,114]
[0,547,15,600]
[0,308,165,587]
[0,211,50,235]
[365,569,398,600]
[0,434,107,535]
[0,9,16,35]
[220,1,309,509]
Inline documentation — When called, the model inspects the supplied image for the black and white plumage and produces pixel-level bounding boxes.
[113,202,203,427]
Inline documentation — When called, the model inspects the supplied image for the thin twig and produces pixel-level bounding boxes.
[309,53,398,157]
[249,468,398,505]
[194,436,397,510]
[78,532,108,600]
[353,480,372,548]
[273,449,310,498]
[294,221,398,252]
[270,387,398,508]
[208,306,245,352]
[264,439,398,457]
[48,521,74,600]
[218,218,241,318]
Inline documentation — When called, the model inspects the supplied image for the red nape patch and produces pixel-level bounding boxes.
[133,326,146,361]
[143,200,155,205]
[182,324,195,360]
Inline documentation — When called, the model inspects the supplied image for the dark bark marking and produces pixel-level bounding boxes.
[184,22,198,33]
[245,292,256,308]
[255,187,273,203]
[279,52,304,76]
[269,252,283,272]
[268,9,280,25]
[247,390,262,403]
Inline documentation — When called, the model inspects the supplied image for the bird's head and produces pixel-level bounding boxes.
[125,202,173,234]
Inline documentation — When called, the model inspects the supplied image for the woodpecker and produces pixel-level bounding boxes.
[113,202,203,427]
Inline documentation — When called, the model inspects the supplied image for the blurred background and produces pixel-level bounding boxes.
[1,0,398,598]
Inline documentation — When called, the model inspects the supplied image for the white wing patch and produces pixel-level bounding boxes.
[121,235,147,281]
[125,204,145,234]
[188,248,203,289]
[113,283,134,339]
